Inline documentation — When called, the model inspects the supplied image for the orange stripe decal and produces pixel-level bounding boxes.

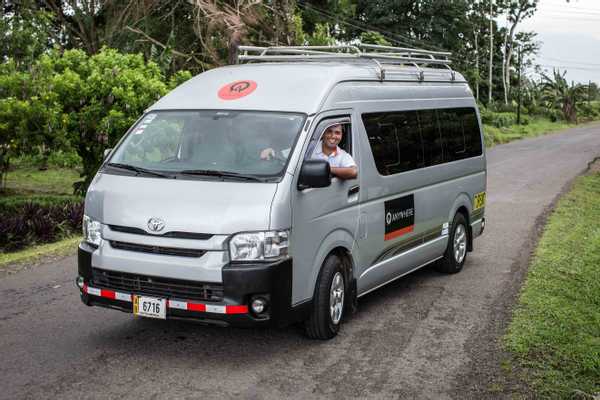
[384,225,414,241]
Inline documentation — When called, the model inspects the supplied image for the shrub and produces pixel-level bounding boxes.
[496,102,517,113]
[0,195,83,251]
[544,108,563,122]
[480,109,517,128]
[578,102,600,121]
[0,48,192,194]
[13,150,82,169]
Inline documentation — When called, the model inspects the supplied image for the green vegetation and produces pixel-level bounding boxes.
[483,118,575,146]
[505,170,600,398]
[4,167,80,195]
[0,192,80,212]
[0,236,81,269]
[1,166,83,254]
[541,69,590,123]
[0,48,192,194]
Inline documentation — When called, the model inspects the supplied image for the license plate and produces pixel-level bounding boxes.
[473,191,486,210]
[133,295,166,319]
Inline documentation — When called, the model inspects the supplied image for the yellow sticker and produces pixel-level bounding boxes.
[473,192,486,210]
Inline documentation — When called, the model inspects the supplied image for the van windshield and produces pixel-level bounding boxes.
[107,111,305,180]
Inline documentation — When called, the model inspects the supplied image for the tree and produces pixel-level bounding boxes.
[38,0,155,54]
[500,0,538,105]
[186,0,291,66]
[488,0,494,104]
[588,82,600,101]
[0,58,67,188]
[359,31,391,46]
[0,1,55,68]
[541,69,588,124]
[34,48,191,193]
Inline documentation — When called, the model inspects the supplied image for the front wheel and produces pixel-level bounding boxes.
[435,213,468,274]
[305,255,346,340]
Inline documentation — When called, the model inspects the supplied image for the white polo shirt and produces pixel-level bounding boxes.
[311,143,356,168]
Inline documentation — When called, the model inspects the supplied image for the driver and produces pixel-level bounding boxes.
[260,124,357,180]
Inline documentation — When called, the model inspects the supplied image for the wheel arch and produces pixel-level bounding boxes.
[449,193,473,251]
[307,229,357,308]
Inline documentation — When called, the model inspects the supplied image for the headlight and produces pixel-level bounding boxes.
[83,215,102,248]
[229,230,289,262]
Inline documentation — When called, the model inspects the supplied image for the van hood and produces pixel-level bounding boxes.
[85,173,278,235]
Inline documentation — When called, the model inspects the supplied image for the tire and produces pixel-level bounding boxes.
[305,255,346,340]
[435,212,468,274]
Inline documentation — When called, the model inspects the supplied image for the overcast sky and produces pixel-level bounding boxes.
[513,0,600,84]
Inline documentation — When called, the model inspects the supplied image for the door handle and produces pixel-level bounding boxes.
[348,185,360,196]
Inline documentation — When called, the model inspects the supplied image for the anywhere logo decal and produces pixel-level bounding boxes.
[384,194,415,241]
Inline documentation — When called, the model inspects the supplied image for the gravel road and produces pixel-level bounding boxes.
[1,123,599,400]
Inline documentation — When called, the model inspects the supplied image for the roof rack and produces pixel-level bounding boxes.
[237,44,455,82]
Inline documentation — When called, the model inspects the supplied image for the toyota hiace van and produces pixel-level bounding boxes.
[77,45,486,339]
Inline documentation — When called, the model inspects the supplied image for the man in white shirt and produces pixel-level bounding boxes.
[309,124,357,179]
[260,124,358,180]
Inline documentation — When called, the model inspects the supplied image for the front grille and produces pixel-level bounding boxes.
[109,225,213,240]
[110,241,206,258]
[92,268,224,302]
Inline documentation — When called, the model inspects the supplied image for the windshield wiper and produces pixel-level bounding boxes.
[178,169,263,182]
[105,163,173,178]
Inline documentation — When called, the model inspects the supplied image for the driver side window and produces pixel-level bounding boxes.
[305,118,353,160]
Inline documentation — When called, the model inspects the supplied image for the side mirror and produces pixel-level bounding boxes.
[298,160,331,190]
[103,148,113,160]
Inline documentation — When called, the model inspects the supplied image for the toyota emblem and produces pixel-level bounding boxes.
[147,217,165,232]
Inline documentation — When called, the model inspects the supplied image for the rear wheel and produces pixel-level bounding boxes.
[435,213,468,274]
[305,255,345,340]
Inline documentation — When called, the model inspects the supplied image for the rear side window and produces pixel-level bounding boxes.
[438,108,483,161]
[362,107,482,176]
[462,108,483,159]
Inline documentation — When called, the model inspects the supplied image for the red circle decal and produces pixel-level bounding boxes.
[218,80,257,100]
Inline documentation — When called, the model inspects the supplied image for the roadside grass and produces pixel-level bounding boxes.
[0,165,83,258]
[504,170,600,398]
[483,118,575,147]
[4,166,80,195]
[0,236,81,269]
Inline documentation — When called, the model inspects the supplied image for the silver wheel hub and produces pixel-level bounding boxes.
[453,224,467,264]
[329,272,344,325]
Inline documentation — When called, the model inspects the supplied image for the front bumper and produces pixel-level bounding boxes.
[77,243,309,327]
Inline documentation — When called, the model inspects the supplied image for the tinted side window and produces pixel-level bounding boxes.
[438,109,466,161]
[418,110,444,166]
[362,107,482,176]
[438,108,482,161]
[395,111,423,172]
[461,108,483,158]
[362,111,422,175]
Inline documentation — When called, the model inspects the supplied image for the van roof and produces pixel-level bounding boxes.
[148,62,468,115]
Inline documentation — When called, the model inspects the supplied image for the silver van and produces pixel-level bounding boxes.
[77,45,486,339]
